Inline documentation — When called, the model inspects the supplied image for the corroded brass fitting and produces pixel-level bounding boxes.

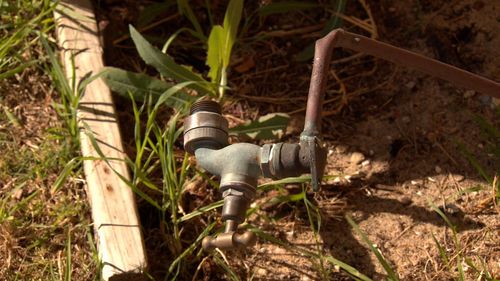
[183,100,228,154]
[183,100,322,251]
[202,231,257,251]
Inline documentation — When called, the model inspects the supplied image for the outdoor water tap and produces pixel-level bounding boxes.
[183,28,500,252]
[183,100,326,251]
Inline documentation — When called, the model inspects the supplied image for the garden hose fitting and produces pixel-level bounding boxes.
[183,100,325,251]
[184,100,259,251]
[182,26,500,253]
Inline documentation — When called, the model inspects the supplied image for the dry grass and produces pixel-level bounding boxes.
[0,1,97,280]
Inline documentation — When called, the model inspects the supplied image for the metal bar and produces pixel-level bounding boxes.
[303,28,500,137]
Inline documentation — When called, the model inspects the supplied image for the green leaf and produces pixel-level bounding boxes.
[129,25,213,96]
[206,0,243,93]
[222,0,243,66]
[101,67,195,109]
[258,2,319,17]
[229,113,289,140]
[206,25,224,83]
[431,232,450,267]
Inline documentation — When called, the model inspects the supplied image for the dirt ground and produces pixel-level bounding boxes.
[95,0,499,280]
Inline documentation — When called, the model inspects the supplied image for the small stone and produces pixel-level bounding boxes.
[335,145,348,154]
[452,174,465,182]
[427,177,436,182]
[479,95,492,106]
[435,165,442,173]
[350,152,365,164]
[463,90,475,98]
[478,143,484,149]
[344,175,352,182]
[400,196,412,206]
[440,203,461,215]
[405,81,416,89]
[361,160,370,166]
[12,188,23,200]
[256,268,268,276]
[369,149,375,156]
[410,180,422,186]
[328,149,334,156]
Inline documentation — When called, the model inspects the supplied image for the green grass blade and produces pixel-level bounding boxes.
[176,0,205,39]
[51,157,82,194]
[346,215,399,281]
[213,253,240,281]
[456,142,492,184]
[129,25,213,96]
[65,229,72,281]
[206,25,224,83]
[178,199,224,223]
[222,0,243,67]
[167,222,216,277]
[251,226,372,281]
[323,256,372,281]
[229,113,289,140]
[101,67,195,109]
[431,232,449,267]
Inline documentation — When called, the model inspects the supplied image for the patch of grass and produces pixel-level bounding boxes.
[346,215,400,281]
[0,0,55,78]
[429,202,496,280]
[0,0,98,280]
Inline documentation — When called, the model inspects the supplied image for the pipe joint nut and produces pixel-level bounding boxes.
[183,101,229,154]
[260,143,308,179]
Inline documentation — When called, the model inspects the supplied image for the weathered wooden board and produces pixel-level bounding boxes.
[54,1,147,280]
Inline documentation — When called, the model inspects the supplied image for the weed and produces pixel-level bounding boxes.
[0,0,98,279]
[346,215,400,281]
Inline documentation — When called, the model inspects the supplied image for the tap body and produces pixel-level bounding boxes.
[183,100,317,250]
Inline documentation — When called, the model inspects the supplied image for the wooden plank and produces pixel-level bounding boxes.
[53,1,147,280]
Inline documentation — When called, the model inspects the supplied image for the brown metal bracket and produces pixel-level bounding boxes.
[303,28,500,138]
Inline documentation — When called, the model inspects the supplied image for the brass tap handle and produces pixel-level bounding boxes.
[202,231,257,251]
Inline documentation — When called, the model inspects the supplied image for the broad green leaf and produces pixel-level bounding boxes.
[206,25,224,83]
[258,2,319,17]
[129,25,213,96]
[222,0,243,67]
[230,113,289,140]
[206,0,243,96]
[101,67,195,109]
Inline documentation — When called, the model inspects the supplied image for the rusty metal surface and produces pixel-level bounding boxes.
[304,28,500,138]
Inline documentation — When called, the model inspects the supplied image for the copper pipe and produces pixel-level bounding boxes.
[303,28,500,137]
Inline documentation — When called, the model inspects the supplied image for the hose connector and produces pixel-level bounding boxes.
[183,100,228,154]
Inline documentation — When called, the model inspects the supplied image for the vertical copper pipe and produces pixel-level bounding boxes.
[303,28,500,137]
